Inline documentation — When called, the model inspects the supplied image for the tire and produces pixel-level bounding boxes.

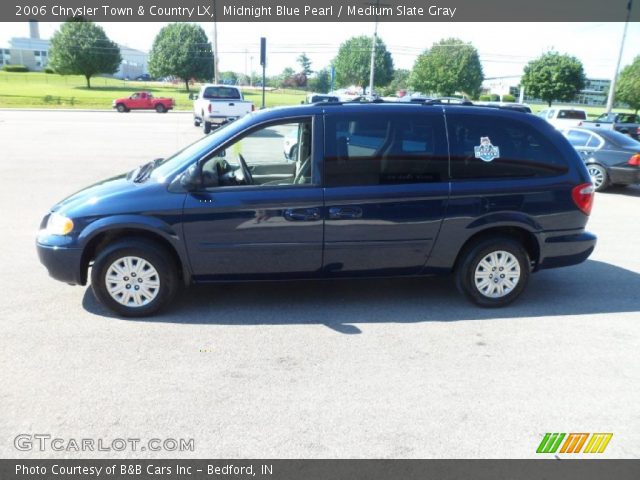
[586,163,608,192]
[193,116,201,127]
[203,120,212,134]
[91,240,179,317]
[455,236,530,308]
[116,103,127,113]
[155,104,166,113]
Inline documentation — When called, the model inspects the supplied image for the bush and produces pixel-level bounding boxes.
[2,64,29,72]
[44,67,55,74]
[502,94,516,102]
[479,94,492,101]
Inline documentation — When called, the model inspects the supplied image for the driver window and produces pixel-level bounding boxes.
[201,119,313,189]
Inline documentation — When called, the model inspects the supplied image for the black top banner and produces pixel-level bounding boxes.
[3,0,640,22]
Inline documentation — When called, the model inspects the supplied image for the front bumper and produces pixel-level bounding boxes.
[537,231,597,270]
[36,241,84,285]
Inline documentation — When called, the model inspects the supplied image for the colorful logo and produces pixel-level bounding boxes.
[536,433,613,454]
[474,136,500,162]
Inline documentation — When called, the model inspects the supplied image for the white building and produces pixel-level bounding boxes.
[1,21,148,79]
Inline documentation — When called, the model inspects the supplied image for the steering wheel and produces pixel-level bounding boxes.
[237,154,253,185]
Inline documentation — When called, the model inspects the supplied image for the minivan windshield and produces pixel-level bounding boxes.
[150,113,258,181]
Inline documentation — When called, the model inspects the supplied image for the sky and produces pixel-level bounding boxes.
[1,21,639,80]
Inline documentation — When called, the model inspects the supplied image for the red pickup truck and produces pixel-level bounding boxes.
[112,91,175,113]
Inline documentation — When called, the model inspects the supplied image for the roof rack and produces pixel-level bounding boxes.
[311,98,531,113]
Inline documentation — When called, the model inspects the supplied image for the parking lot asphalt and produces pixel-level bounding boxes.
[0,110,638,458]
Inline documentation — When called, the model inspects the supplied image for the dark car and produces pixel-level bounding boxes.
[560,126,640,191]
[37,103,596,317]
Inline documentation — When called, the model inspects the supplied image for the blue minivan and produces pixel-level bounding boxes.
[37,103,597,316]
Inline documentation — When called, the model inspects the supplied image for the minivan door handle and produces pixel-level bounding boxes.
[329,206,363,220]
[283,208,320,222]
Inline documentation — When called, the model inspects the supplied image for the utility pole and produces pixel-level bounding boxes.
[606,0,633,113]
[260,37,266,109]
[212,0,219,84]
[367,0,380,98]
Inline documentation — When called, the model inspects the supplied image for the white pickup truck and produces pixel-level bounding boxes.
[192,84,254,133]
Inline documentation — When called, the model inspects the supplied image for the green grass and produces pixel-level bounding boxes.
[0,72,307,110]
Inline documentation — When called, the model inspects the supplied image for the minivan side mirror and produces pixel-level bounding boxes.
[179,163,202,191]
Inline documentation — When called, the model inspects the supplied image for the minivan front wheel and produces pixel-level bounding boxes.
[456,237,530,307]
[91,240,178,317]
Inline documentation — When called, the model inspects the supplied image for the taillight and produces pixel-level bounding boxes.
[208,104,212,113]
[629,154,640,166]
[572,183,595,215]
[637,126,640,136]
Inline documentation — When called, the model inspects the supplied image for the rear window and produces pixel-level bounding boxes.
[447,113,569,180]
[606,130,640,149]
[558,110,587,120]
[202,86,241,100]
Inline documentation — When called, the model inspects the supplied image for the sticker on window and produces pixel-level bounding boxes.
[474,137,500,162]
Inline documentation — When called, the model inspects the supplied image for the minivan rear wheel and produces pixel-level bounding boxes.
[91,240,178,317]
[456,237,530,307]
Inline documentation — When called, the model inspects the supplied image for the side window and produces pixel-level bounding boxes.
[131,93,140,99]
[547,110,555,119]
[565,129,592,147]
[324,113,448,187]
[200,119,313,189]
[586,134,602,148]
[447,114,569,180]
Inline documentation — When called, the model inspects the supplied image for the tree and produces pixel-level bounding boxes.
[48,19,121,88]
[308,68,331,93]
[297,53,313,77]
[410,38,483,98]
[521,51,586,107]
[616,56,640,114]
[333,35,394,93]
[381,68,410,96]
[148,23,213,92]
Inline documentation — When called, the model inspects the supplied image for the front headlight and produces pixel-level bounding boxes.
[45,213,74,235]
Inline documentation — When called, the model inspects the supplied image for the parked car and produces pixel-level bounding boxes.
[537,107,587,129]
[112,92,174,113]
[579,112,640,140]
[134,73,152,81]
[283,128,298,161]
[37,103,596,316]
[192,84,254,134]
[560,126,640,191]
[305,93,340,104]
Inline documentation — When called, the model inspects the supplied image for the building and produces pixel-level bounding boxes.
[1,21,148,79]
[574,78,611,105]
[483,75,613,106]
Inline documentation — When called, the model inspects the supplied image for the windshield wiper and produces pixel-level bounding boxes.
[133,158,163,183]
